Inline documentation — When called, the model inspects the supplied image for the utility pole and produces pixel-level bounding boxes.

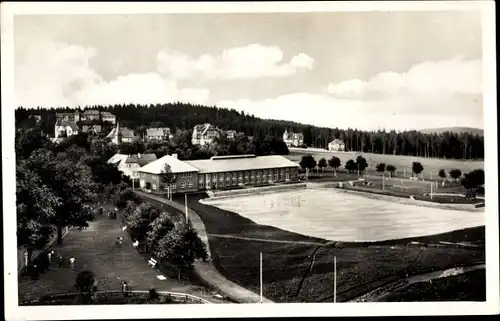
[184,193,188,223]
[260,252,263,303]
[334,256,337,303]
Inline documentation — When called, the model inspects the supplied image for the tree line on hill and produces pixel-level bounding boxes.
[16,103,484,160]
[15,128,206,273]
[299,154,485,197]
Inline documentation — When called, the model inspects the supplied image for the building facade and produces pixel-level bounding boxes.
[106,122,136,144]
[137,154,300,194]
[283,129,304,147]
[54,120,79,138]
[191,123,221,146]
[328,139,346,152]
[81,110,101,121]
[101,111,116,124]
[146,127,173,141]
[107,153,157,179]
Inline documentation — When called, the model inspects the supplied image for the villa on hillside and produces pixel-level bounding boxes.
[107,153,157,179]
[56,110,116,124]
[137,154,300,194]
[82,124,102,135]
[80,110,101,121]
[54,120,79,138]
[191,123,221,146]
[56,112,80,123]
[328,138,346,152]
[283,129,304,147]
[101,111,116,124]
[146,127,173,141]
[106,122,136,144]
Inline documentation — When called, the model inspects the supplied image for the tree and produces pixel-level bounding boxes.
[345,159,356,173]
[412,162,424,178]
[461,169,484,199]
[376,163,386,174]
[15,128,52,160]
[16,162,60,262]
[449,169,462,182]
[147,212,175,251]
[438,169,446,179]
[153,220,207,280]
[161,164,177,200]
[125,203,161,242]
[318,158,327,175]
[386,164,396,177]
[356,156,368,175]
[115,188,141,210]
[74,270,96,303]
[299,155,317,173]
[328,156,341,177]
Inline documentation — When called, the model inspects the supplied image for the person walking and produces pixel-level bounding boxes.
[69,256,75,270]
[58,255,64,268]
[121,280,128,296]
[47,251,53,264]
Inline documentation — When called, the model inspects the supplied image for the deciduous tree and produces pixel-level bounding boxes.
[328,156,341,177]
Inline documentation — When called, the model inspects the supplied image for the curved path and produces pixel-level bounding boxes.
[350,263,485,302]
[135,191,274,304]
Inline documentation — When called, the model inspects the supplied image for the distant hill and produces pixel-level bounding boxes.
[419,127,484,136]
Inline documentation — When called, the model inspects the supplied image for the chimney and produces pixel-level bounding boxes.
[172,153,178,159]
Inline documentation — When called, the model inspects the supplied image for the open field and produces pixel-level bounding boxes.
[184,193,485,303]
[383,269,486,302]
[201,189,484,242]
[286,148,484,180]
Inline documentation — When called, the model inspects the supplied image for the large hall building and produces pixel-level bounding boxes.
[137,154,300,194]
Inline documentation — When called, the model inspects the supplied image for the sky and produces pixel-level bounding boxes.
[13,11,484,131]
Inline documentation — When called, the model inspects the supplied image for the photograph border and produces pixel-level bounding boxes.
[2,1,498,319]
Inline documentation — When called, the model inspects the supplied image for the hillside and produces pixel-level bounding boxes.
[15,103,484,160]
[419,127,484,136]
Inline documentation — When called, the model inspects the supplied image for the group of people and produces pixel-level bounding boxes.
[28,250,76,280]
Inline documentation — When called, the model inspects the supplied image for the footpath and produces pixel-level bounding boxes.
[18,213,222,304]
[135,190,274,304]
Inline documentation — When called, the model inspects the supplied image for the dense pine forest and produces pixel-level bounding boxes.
[15,102,485,160]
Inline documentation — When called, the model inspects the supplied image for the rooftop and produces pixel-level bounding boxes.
[83,110,101,115]
[125,153,158,167]
[330,139,344,144]
[146,127,171,136]
[184,154,300,174]
[106,126,135,139]
[56,120,79,131]
[138,154,199,174]
[101,111,115,117]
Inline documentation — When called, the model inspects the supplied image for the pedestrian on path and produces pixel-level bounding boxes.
[47,251,53,263]
[58,255,64,268]
[121,280,128,296]
[69,256,75,270]
[122,226,127,232]
[132,240,139,249]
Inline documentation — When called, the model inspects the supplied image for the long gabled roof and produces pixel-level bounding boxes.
[106,126,135,139]
[55,120,79,131]
[138,155,199,174]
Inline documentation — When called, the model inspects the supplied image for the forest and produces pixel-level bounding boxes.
[15,102,485,160]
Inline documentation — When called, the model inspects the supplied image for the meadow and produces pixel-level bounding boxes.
[286,148,484,180]
[186,193,485,303]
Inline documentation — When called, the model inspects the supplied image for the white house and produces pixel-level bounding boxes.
[101,111,116,124]
[107,153,157,179]
[283,129,304,147]
[328,139,346,152]
[54,120,79,138]
[106,122,136,144]
[146,127,173,141]
[191,123,221,146]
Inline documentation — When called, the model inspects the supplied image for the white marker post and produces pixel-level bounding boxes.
[260,252,263,303]
[334,256,337,303]
[184,193,188,224]
[382,172,385,190]
[430,181,433,200]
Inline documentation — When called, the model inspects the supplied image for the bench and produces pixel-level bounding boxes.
[148,258,157,268]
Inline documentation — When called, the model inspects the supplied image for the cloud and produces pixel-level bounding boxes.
[15,39,210,108]
[157,44,314,80]
[217,92,483,131]
[324,57,482,99]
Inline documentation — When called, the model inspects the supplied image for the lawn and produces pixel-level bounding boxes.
[383,269,486,302]
[184,193,485,303]
[285,149,484,181]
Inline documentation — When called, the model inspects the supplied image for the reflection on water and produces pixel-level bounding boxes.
[202,189,485,242]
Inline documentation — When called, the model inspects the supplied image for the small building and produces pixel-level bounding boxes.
[80,109,101,121]
[82,124,102,135]
[54,120,79,138]
[283,129,304,147]
[106,122,136,144]
[137,154,300,194]
[328,139,346,152]
[146,127,173,141]
[138,154,200,193]
[224,130,237,140]
[191,123,221,146]
[107,153,157,179]
[101,111,116,124]
[56,112,80,123]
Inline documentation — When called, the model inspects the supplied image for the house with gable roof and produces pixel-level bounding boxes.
[191,123,221,146]
[327,138,346,152]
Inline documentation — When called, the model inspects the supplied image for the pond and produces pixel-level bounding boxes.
[201,189,485,242]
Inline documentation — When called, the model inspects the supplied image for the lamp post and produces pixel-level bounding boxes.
[260,252,263,303]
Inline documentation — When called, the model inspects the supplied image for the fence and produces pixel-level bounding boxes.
[20,290,211,305]
[206,182,307,199]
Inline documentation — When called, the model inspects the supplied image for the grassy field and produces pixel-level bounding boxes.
[286,149,484,180]
[383,269,486,302]
[184,194,485,303]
